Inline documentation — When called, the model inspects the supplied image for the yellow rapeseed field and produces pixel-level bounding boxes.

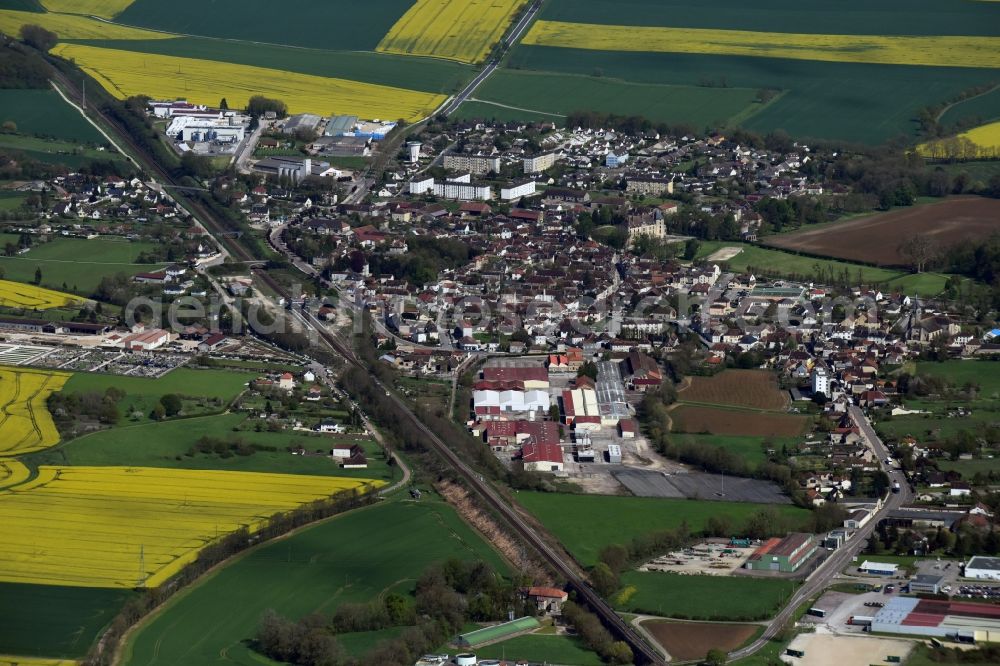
[918,120,1000,159]
[0,279,78,310]
[0,657,79,666]
[0,466,384,588]
[40,0,136,19]
[0,460,30,490]
[522,20,1000,69]
[0,367,69,457]
[377,0,527,64]
[0,9,170,41]
[52,43,447,122]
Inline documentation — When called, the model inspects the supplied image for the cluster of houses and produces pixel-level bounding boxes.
[22,174,185,227]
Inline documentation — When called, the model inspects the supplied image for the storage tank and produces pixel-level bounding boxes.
[454,654,477,666]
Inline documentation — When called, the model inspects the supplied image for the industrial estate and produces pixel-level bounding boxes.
[0,2,999,666]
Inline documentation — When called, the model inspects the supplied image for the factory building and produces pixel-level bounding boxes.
[744,533,817,573]
[871,597,1000,642]
[965,556,1000,581]
[166,115,246,143]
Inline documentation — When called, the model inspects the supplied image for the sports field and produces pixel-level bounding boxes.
[0,280,77,310]
[763,197,1000,266]
[516,492,810,566]
[120,499,510,665]
[53,43,446,122]
[679,370,788,411]
[377,0,527,63]
[616,572,796,620]
[0,367,69,457]
[0,237,166,295]
[0,466,382,588]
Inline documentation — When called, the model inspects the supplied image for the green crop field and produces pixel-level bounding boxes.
[615,572,797,621]
[456,100,564,124]
[500,0,1000,143]
[939,86,1000,128]
[0,89,104,143]
[116,0,414,52]
[671,433,796,466]
[79,36,475,96]
[462,69,759,127]
[0,582,131,658]
[695,241,950,295]
[0,191,26,211]
[516,492,811,566]
[0,133,126,167]
[0,237,167,295]
[120,499,512,665]
[31,412,397,482]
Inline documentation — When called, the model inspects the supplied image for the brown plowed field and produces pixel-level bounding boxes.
[679,370,788,410]
[763,196,1000,266]
[641,620,758,660]
[671,405,810,437]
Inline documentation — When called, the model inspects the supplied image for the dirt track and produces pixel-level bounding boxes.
[763,196,1000,266]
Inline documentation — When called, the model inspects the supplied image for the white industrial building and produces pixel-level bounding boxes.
[858,560,898,576]
[166,115,247,143]
[473,389,549,414]
[253,157,340,183]
[500,180,536,201]
[965,556,1000,580]
[607,444,622,464]
[561,387,601,431]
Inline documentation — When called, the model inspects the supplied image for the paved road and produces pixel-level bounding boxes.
[234,120,265,173]
[729,406,913,660]
[441,0,541,115]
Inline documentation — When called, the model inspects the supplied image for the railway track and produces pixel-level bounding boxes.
[53,66,664,664]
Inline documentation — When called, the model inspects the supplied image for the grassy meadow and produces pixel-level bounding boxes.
[516,492,811,566]
[120,499,512,665]
[616,572,797,620]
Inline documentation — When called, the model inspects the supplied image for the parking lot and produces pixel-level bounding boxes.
[784,631,913,666]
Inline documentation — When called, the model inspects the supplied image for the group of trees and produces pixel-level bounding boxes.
[254,559,529,666]
[561,601,633,664]
[0,30,52,87]
[47,386,124,434]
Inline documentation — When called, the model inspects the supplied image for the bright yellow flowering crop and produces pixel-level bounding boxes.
[0,367,69,457]
[377,0,528,64]
[0,460,30,489]
[0,9,170,41]
[522,20,1000,69]
[0,656,79,666]
[0,466,384,588]
[40,0,136,19]
[918,120,1000,159]
[52,44,446,122]
[0,280,78,310]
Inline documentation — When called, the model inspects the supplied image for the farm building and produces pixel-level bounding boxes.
[871,597,1000,641]
[524,586,568,614]
[520,439,564,473]
[965,556,1000,581]
[283,113,322,135]
[456,616,540,648]
[744,533,816,573]
[859,561,899,576]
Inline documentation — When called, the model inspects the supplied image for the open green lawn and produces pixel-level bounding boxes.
[120,499,511,666]
[516,492,811,566]
[465,69,760,127]
[916,360,1000,399]
[0,133,126,167]
[616,572,797,621]
[936,457,1000,477]
[117,0,414,52]
[30,412,397,482]
[672,433,796,466]
[695,241,949,294]
[876,409,1000,442]
[472,634,603,666]
[65,366,250,401]
[456,100,564,123]
[0,191,26,211]
[0,89,104,143]
[80,36,474,96]
[0,237,166,295]
[0,582,131,658]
